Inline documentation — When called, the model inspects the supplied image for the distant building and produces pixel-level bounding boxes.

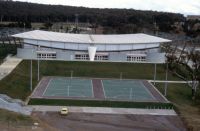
[12,30,171,63]
[187,15,200,21]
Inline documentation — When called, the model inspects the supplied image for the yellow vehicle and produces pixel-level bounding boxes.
[60,107,69,115]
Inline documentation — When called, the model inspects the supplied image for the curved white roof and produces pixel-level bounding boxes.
[12,30,171,44]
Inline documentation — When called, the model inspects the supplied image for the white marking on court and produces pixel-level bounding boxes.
[101,80,106,99]
[42,78,52,96]
[148,82,169,102]
[91,80,94,98]
[67,86,70,97]
[140,81,156,100]
[46,88,68,91]
[129,88,133,100]
[31,78,43,97]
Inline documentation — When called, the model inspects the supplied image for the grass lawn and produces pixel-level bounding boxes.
[39,60,181,80]
[0,44,17,63]
[0,109,33,126]
[155,83,200,130]
[29,99,173,109]
[0,60,200,129]
[0,60,181,100]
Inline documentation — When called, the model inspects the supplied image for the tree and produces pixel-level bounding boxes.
[0,1,185,34]
[165,41,200,99]
[44,22,53,30]
[185,51,200,99]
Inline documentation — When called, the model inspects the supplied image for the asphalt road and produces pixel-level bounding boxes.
[33,112,186,131]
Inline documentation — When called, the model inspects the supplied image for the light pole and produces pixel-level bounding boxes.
[30,60,32,91]
[164,62,168,96]
[37,45,40,81]
[153,63,157,85]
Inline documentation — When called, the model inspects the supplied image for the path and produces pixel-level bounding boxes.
[148,80,189,84]
[29,105,177,116]
[92,79,105,99]
[0,94,32,115]
[0,55,22,80]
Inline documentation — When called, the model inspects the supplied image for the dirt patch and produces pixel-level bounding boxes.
[32,112,186,131]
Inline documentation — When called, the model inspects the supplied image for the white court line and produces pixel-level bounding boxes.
[91,80,94,97]
[101,80,106,98]
[67,85,70,97]
[148,81,169,102]
[46,88,68,91]
[31,78,43,97]
[42,78,52,96]
[130,88,133,100]
[140,81,156,100]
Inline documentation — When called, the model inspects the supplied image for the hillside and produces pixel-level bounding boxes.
[0,1,185,33]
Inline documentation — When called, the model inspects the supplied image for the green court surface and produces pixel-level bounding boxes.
[102,80,155,101]
[43,77,93,98]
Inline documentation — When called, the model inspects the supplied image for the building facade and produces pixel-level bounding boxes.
[13,30,171,63]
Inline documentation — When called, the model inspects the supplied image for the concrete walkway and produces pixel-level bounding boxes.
[0,94,32,115]
[29,105,177,116]
[0,55,22,80]
[148,80,188,84]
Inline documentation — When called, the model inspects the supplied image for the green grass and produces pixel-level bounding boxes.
[0,60,181,100]
[0,44,17,59]
[1,59,199,129]
[39,60,180,80]
[0,109,33,124]
[28,98,173,109]
[155,83,200,130]
[0,61,38,100]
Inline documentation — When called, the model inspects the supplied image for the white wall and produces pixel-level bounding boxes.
[24,39,160,51]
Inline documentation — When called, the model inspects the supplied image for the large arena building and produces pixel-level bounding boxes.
[12,30,171,63]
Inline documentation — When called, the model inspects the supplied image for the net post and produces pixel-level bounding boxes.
[120,72,123,81]
[71,70,73,79]
[69,70,73,88]
[130,88,132,100]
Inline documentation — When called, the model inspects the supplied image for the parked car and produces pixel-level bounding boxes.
[60,107,69,115]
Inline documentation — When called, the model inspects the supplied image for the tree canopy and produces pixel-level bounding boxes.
[0,1,185,33]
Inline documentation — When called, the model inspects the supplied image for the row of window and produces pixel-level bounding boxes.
[37,53,57,59]
[75,54,89,60]
[36,53,146,62]
[75,54,146,62]
[75,54,109,61]
[127,56,146,62]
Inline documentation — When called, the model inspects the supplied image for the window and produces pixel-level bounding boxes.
[95,54,109,61]
[37,52,57,59]
[127,55,146,62]
[75,54,89,60]
[75,53,109,61]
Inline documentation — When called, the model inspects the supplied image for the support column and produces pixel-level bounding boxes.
[30,60,32,91]
[154,63,157,85]
[88,46,97,61]
[164,62,168,96]
[37,59,40,81]
[37,45,40,81]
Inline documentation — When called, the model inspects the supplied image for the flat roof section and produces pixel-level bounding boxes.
[12,30,171,44]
